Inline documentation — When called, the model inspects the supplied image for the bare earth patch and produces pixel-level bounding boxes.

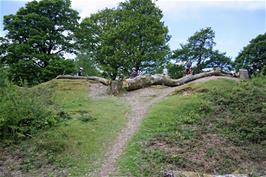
[0,76,237,177]
[97,76,236,176]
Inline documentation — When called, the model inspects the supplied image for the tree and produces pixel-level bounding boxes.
[173,27,232,73]
[0,37,7,58]
[118,0,170,75]
[235,33,266,75]
[77,8,125,79]
[78,0,170,80]
[206,50,233,71]
[1,0,79,85]
[74,52,101,76]
[166,63,185,79]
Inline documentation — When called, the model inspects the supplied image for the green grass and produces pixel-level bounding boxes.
[117,77,266,176]
[2,79,128,176]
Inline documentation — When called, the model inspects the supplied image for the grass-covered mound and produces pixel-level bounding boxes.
[118,77,266,176]
[0,79,128,176]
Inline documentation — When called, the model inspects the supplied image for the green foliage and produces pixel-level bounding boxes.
[0,66,8,88]
[206,50,233,72]
[166,63,185,79]
[235,33,266,75]
[74,53,101,76]
[0,83,59,140]
[173,27,232,73]
[77,8,125,79]
[1,0,79,85]
[78,0,170,79]
[41,59,75,81]
[118,78,266,176]
[0,37,8,60]
[0,67,70,140]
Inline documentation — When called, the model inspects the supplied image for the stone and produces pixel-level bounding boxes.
[239,69,249,80]
[109,80,123,95]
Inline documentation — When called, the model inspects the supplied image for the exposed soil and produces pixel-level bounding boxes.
[97,76,236,176]
[0,76,237,177]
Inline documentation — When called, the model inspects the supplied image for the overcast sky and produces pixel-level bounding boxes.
[0,0,265,59]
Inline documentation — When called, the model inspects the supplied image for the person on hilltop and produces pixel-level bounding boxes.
[163,67,168,76]
[185,61,192,75]
[130,67,139,78]
[78,67,84,76]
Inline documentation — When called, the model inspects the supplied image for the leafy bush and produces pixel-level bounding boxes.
[0,88,57,140]
[0,70,64,140]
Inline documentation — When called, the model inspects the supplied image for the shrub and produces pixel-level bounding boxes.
[206,77,266,144]
[0,67,8,88]
[0,74,63,140]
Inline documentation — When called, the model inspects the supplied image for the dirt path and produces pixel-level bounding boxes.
[96,76,237,177]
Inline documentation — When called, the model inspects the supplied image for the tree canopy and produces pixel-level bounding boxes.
[1,0,264,84]
[173,27,232,73]
[1,0,79,85]
[74,52,101,77]
[166,63,185,79]
[235,33,266,75]
[77,0,170,80]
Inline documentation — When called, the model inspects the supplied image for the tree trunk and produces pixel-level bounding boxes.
[56,75,110,85]
[123,70,233,91]
[109,80,123,95]
[56,70,235,94]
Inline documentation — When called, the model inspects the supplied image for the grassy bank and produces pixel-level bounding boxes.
[117,77,266,176]
[1,79,128,176]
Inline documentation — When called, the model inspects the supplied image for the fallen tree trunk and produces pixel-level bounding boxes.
[56,75,110,85]
[122,70,233,91]
[56,70,234,94]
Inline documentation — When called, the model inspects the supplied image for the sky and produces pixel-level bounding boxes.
[0,0,265,59]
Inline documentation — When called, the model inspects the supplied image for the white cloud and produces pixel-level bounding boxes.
[68,0,266,21]
[156,0,265,19]
[12,0,265,20]
[71,0,121,19]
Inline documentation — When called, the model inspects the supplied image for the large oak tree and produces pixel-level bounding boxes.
[78,0,170,80]
[1,0,79,85]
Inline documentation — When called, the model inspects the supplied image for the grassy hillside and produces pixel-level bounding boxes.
[1,79,128,176]
[117,77,266,176]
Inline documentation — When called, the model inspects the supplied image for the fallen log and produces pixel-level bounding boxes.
[122,70,233,91]
[56,75,110,85]
[56,70,234,94]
